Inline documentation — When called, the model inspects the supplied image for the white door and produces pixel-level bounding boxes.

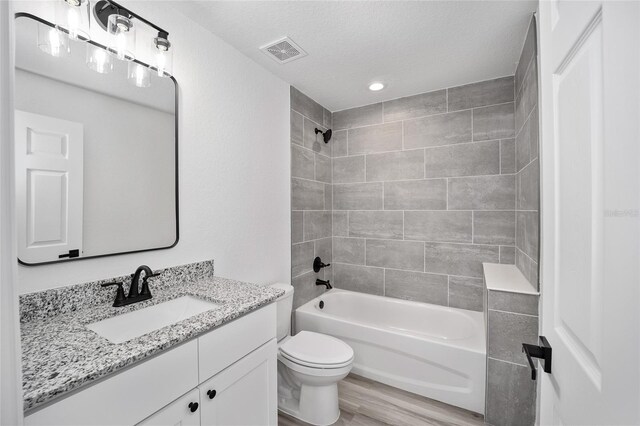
[538,1,640,425]
[137,388,201,426]
[15,110,83,264]
[199,339,277,426]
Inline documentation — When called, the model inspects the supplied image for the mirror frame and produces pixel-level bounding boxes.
[15,13,179,266]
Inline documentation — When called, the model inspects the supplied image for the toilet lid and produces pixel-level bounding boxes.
[280,331,354,366]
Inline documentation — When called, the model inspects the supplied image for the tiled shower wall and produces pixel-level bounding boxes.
[290,87,333,309]
[330,77,517,311]
[515,17,541,286]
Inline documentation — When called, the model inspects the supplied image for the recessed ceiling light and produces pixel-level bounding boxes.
[368,82,385,91]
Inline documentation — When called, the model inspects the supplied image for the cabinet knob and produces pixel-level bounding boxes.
[188,402,199,413]
[207,389,217,399]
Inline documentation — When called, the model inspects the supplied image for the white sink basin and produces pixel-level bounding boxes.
[87,296,220,344]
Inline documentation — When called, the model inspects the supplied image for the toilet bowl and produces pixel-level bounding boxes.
[270,283,353,426]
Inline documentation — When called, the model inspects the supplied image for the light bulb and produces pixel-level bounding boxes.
[151,33,173,77]
[128,62,150,88]
[86,44,113,74]
[56,0,90,41]
[38,24,69,57]
[107,14,135,61]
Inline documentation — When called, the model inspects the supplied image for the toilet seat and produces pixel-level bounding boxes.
[279,331,354,369]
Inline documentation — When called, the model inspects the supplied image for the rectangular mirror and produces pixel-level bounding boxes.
[14,14,178,265]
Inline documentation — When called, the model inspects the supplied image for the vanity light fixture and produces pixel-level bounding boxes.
[151,31,173,78]
[107,13,135,61]
[368,82,385,91]
[56,0,91,41]
[128,61,151,87]
[37,23,69,57]
[86,43,113,74]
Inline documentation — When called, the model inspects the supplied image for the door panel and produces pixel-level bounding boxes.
[199,339,277,426]
[15,110,83,263]
[137,388,200,426]
[539,1,640,424]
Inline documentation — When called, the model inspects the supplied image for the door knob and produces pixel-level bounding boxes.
[207,389,216,399]
[188,402,199,412]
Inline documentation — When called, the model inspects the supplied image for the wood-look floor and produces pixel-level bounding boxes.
[278,374,485,426]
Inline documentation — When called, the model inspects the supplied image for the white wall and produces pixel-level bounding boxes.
[15,1,291,293]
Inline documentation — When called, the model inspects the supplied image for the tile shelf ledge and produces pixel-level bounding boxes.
[482,262,539,295]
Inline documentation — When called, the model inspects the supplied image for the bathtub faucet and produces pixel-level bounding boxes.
[316,279,332,289]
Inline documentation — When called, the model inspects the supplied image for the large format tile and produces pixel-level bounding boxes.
[488,310,538,365]
[500,138,516,174]
[303,117,331,157]
[472,103,515,141]
[516,17,537,96]
[486,358,536,426]
[324,183,332,211]
[349,211,403,239]
[499,246,516,264]
[333,237,365,265]
[315,154,332,183]
[315,237,332,264]
[334,182,383,210]
[334,103,383,130]
[303,211,332,240]
[366,150,424,181]
[292,211,303,243]
[292,178,325,210]
[292,241,314,278]
[404,211,472,243]
[515,54,538,133]
[473,211,516,245]
[333,211,348,236]
[333,263,384,295]
[448,276,484,311]
[384,269,448,306]
[424,140,499,178]
[403,110,472,149]
[447,77,514,111]
[517,159,539,211]
[291,110,303,146]
[291,87,324,125]
[332,130,348,157]
[292,271,324,309]
[488,290,539,316]
[291,145,315,180]
[515,106,538,171]
[365,239,424,271]
[516,211,539,260]
[333,155,365,183]
[424,242,499,278]
[382,90,447,122]
[448,175,516,210]
[384,179,447,210]
[323,107,332,128]
[348,122,402,155]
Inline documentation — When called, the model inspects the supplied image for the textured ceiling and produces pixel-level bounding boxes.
[173,1,537,111]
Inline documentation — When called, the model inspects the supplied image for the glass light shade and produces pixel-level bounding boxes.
[37,24,69,58]
[86,44,113,74]
[107,14,135,61]
[55,0,91,41]
[151,36,173,77]
[128,62,151,88]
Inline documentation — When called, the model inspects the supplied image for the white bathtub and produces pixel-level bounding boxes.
[295,289,486,414]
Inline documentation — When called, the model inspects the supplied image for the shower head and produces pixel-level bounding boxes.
[315,128,332,143]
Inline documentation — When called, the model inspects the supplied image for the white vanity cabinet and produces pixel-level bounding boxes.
[25,303,277,426]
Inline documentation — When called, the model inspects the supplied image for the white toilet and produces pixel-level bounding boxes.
[270,283,354,426]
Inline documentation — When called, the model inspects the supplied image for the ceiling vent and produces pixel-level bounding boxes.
[260,37,307,64]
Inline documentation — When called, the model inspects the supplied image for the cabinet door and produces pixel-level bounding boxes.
[138,388,200,426]
[199,339,277,426]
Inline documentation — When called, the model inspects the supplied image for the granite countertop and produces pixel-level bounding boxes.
[20,275,283,412]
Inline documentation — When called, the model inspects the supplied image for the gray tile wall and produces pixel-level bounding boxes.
[330,76,517,312]
[291,87,333,309]
[515,16,540,287]
[485,16,540,426]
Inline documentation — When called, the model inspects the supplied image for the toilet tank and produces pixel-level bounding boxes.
[269,283,294,341]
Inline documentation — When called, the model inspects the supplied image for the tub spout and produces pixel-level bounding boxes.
[316,279,332,289]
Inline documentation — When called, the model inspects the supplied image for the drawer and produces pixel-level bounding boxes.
[198,303,276,382]
[25,340,199,426]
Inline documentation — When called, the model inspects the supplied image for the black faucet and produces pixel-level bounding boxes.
[102,265,160,307]
[316,278,332,289]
